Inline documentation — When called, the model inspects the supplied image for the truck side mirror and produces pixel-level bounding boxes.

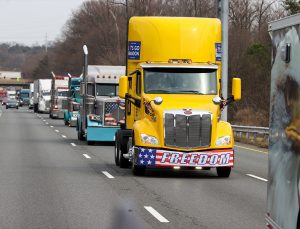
[232,78,241,101]
[119,76,128,99]
[80,83,85,96]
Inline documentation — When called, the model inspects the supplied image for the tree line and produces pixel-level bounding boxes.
[1,0,300,125]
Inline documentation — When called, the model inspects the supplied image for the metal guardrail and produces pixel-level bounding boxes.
[232,125,269,142]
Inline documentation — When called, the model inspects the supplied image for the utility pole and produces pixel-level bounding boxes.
[217,0,229,121]
[45,33,48,53]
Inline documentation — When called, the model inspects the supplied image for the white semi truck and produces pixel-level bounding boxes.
[33,79,51,113]
[29,83,34,109]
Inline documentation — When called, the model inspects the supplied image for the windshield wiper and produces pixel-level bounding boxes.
[146,89,172,93]
[175,90,204,94]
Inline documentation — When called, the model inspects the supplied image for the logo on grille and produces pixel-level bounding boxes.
[183,108,192,115]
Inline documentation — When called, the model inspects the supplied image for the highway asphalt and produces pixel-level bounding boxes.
[0,106,268,229]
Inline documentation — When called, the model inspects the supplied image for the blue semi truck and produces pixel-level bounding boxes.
[19,89,30,106]
[76,46,125,144]
[64,76,81,126]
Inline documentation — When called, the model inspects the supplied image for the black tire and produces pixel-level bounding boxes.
[216,167,231,178]
[6,106,8,109]
[34,104,38,113]
[77,128,85,141]
[132,164,146,176]
[87,141,95,145]
[119,132,131,168]
[16,106,19,109]
[64,114,69,126]
[114,133,120,166]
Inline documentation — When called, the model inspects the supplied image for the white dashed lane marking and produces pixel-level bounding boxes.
[144,206,169,223]
[102,171,114,179]
[246,174,268,182]
[70,143,76,147]
[83,154,91,159]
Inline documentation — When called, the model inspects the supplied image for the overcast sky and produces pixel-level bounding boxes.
[0,0,86,46]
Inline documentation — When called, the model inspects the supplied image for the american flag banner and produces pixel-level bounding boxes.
[104,113,117,126]
[137,148,234,167]
[104,101,125,126]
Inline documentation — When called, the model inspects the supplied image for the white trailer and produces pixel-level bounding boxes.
[33,79,51,113]
[267,13,300,229]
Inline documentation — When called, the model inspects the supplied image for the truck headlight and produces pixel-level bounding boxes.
[216,136,231,146]
[141,134,159,145]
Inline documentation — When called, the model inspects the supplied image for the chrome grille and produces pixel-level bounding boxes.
[104,102,125,126]
[164,112,211,148]
[61,99,68,109]
[45,100,50,109]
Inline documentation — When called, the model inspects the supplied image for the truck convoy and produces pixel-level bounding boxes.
[49,73,69,119]
[18,89,30,106]
[33,79,51,113]
[64,75,81,126]
[115,17,241,176]
[77,64,126,145]
[267,13,300,229]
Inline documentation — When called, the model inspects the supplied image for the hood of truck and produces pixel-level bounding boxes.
[133,94,225,151]
[95,96,123,102]
[43,95,51,101]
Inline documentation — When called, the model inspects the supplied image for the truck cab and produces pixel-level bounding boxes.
[115,17,241,176]
[64,76,81,126]
[19,89,30,106]
[77,65,126,144]
[49,74,69,119]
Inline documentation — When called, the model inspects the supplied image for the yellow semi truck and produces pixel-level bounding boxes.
[115,17,241,176]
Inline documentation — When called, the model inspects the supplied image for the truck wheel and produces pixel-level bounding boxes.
[64,115,69,126]
[132,164,146,176]
[114,133,120,166]
[216,167,231,178]
[119,133,131,168]
[87,141,95,145]
[77,129,85,141]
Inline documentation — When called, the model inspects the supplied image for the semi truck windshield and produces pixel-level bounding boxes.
[96,84,118,96]
[144,68,217,95]
[57,91,68,97]
[20,93,29,98]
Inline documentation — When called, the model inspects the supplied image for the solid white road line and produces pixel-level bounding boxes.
[235,145,268,154]
[102,171,115,179]
[55,129,59,133]
[144,206,169,223]
[70,143,76,147]
[246,174,268,182]
[83,154,91,159]
[61,135,67,138]
[50,126,54,128]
